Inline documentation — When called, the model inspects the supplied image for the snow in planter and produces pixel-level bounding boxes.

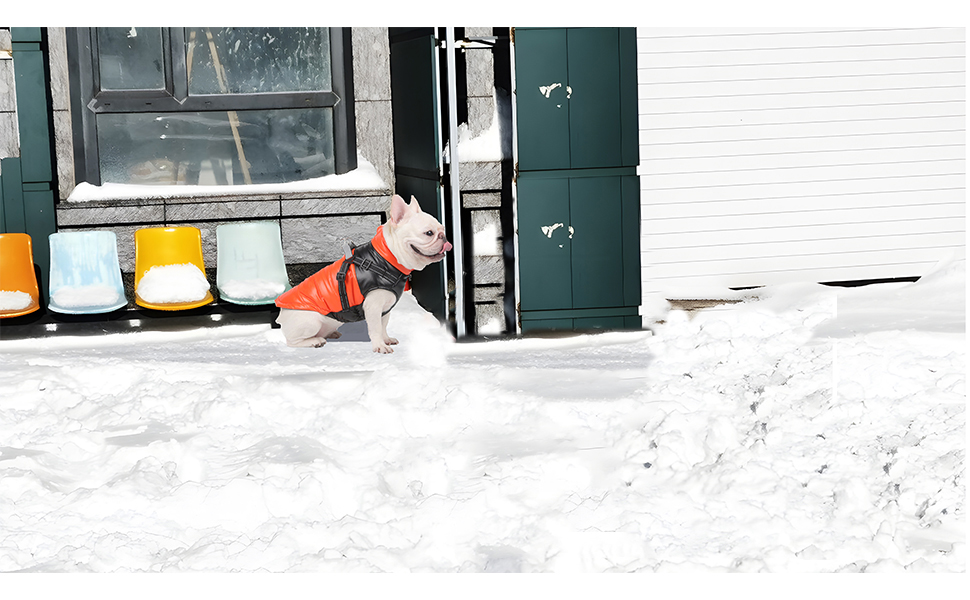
[0,262,964,575]
[0,290,32,311]
[219,278,286,301]
[51,284,122,308]
[136,263,210,303]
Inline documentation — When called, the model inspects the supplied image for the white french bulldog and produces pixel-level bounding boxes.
[275,194,451,353]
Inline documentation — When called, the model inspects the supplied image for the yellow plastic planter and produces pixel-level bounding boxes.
[0,233,42,318]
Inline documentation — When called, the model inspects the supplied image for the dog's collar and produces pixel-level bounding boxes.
[372,227,412,275]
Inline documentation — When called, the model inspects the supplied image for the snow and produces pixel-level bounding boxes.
[220,278,286,301]
[472,221,501,257]
[539,82,563,98]
[65,154,388,203]
[0,290,32,311]
[541,222,564,238]
[136,263,210,303]
[450,88,513,163]
[51,284,122,309]
[0,263,964,575]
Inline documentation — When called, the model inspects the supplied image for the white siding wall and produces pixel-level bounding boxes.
[636,28,965,299]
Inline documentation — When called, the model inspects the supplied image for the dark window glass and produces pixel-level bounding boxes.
[68,27,355,187]
[97,27,165,91]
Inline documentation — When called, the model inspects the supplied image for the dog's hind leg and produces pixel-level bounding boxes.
[277,309,339,348]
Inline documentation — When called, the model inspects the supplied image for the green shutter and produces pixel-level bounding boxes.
[566,27,623,169]
[569,175,624,309]
[516,176,573,310]
[4,28,57,298]
[513,28,570,172]
[514,27,641,332]
[389,28,447,321]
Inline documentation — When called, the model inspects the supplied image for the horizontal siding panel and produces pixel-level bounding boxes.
[647,247,960,287]
[638,86,966,116]
[638,115,965,145]
[638,56,965,85]
[640,99,964,131]
[636,28,903,38]
[644,201,964,233]
[639,71,965,99]
[646,231,966,265]
[643,216,965,249]
[640,129,965,168]
[640,173,966,210]
[639,173,964,205]
[642,188,964,220]
[639,115,966,144]
[639,130,966,162]
[638,144,965,177]
[640,156,963,190]
[639,43,966,70]
[637,28,965,54]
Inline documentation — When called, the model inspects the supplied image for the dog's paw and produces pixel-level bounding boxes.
[384,337,399,346]
[286,337,327,348]
[325,331,343,340]
[372,342,394,354]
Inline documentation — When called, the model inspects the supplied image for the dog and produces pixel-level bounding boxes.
[275,194,452,353]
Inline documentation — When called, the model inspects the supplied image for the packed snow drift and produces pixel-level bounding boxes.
[0,261,964,574]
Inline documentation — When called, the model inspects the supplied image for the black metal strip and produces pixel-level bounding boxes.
[331,27,357,175]
[395,165,441,182]
[88,90,340,113]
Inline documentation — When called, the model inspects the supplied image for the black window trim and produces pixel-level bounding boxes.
[67,26,356,186]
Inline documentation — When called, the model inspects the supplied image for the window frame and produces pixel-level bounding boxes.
[66,27,356,186]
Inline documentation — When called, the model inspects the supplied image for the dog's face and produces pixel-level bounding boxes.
[384,194,452,271]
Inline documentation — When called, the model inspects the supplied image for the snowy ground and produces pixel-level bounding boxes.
[0,262,964,579]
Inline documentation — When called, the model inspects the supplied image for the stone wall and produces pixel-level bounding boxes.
[0,28,18,161]
[56,190,388,273]
[46,28,74,201]
[459,28,513,335]
[352,28,395,190]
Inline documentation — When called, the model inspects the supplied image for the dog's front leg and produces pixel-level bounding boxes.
[362,290,397,354]
[381,312,398,347]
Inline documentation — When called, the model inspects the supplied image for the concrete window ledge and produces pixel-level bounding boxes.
[57,187,392,225]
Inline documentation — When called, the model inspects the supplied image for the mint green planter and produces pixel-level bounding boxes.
[216,222,292,305]
[47,231,128,314]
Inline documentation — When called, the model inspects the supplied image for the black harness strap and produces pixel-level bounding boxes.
[334,245,355,314]
[330,241,410,323]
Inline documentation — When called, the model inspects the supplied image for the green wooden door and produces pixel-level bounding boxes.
[389,28,447,321]
[514,27,641,332]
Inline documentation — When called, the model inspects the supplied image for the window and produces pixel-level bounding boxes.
[67,27,356,186]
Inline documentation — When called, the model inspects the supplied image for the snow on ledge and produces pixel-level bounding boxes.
[66,154,388,203]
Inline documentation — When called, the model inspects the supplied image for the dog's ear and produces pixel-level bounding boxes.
[389,194,409,225]
[408,195,423,214]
